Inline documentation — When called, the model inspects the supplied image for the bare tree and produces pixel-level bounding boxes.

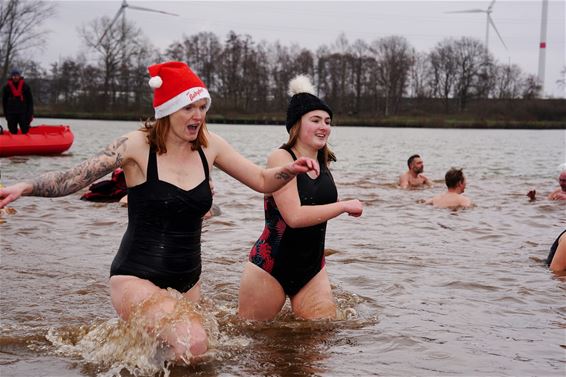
[492,63,524,99]
[370,35,415,116]
[350,39,370,114]
[409,51,432,98]
[316,34,355,113]
[80,16,156,111]
[166,32,221,92]
[317,50,346,113]
[0,0,55,79]
[217,31,264,111]
[268,42,294,109]
[294,48,315,77]
[266,43,315,112]
[428,39,457,107]
[452,37,490,110]
[557,66,566,91]
[521,74,542,99]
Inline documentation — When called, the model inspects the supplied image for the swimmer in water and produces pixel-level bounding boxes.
[399,154,431,189]
[527,170,566,201]
[425,167,472,209]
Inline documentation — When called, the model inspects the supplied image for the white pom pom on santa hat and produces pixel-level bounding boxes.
[288,75,315,97]
[148,76,163,88]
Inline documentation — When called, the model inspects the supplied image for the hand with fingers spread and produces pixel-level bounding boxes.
[283,156,320,178]
[0,182,31,209]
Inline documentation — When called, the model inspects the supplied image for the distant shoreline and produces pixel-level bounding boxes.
[30,112,566,130]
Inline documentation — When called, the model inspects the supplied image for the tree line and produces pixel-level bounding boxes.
[2,0,564,122]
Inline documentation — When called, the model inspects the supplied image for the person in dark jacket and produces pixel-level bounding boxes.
[2,69,34,134]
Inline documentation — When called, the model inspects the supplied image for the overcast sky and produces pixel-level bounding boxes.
[35,0,565,97]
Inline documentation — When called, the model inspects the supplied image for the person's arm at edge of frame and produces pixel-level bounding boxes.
[0,135,129,208]
[550,232,566,272]
[399,173,409,189]
[268,148,362,228]
[422,174,432,187]
[462,196,473,208]
[210,131,319,193]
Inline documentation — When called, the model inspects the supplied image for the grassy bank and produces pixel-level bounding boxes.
[32,110,566,129]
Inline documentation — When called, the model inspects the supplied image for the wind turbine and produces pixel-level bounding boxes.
[446,0,508,53]
[96,0,179,47]
[537,0,549,94]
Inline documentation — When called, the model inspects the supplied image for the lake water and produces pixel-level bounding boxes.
[1,119,565,376]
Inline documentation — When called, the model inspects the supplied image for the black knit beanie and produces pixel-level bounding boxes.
[285,76,333,132]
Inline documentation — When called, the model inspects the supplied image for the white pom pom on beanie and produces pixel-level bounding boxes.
[285,75,332,132]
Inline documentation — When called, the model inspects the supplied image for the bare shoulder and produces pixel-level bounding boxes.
[204,130,229,153]
[204,130,231,163]
[267,148,294,168]
[461,195,473,207]
[125,129,147,143]
[422,196,434,205]
[117,130,148,159]
[205,130,224,145]
[548,189,566,200]
[429,194,441,204]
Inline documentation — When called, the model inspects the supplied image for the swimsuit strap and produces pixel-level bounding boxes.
[282,146,327,174]
[147,147,209,182]
[146,148,159,181]
[282,147,298,161]
[197,147,210,180]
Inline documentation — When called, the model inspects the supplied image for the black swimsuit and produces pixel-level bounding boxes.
[546,229,566,267]
[110,147,212,292]
[249,148,338,296]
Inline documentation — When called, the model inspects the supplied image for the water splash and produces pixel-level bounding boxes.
[46,290,219,377]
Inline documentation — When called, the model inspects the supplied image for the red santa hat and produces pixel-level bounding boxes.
[147,61,211,119]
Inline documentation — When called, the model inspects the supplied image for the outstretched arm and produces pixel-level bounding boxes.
[211,132,319,193]
[0,137,128,208]
[269,149,362,228]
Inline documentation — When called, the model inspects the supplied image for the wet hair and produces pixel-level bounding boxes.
[281,119,336,167]
[445,168,465,189]
[407,154,420,168]
[141,117,208,154]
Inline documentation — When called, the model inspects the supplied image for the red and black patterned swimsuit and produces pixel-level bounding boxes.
[249,148,338,296]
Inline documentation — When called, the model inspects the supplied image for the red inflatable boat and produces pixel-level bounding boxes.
[0,125,74,157]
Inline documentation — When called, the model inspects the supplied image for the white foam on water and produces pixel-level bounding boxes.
[46,289,221,377]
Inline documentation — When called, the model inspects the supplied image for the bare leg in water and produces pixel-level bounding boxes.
[109,275,208,360]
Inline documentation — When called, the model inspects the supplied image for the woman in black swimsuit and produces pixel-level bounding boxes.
[0,61,319,360]
[238,75,363,321]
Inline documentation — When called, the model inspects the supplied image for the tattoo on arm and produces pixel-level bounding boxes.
[30,137,127,197]
[275,171,292,181]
